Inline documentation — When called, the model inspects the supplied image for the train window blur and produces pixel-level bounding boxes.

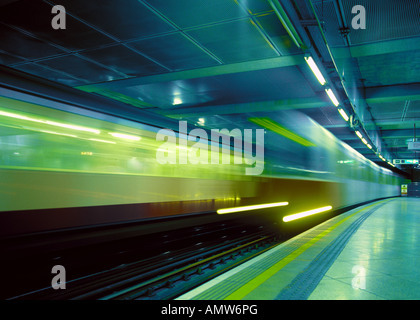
[0,97,402,217]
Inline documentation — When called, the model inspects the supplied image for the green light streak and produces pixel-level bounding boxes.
[109,132,141,141]
[248,117,316,147]
[0,108,100,134]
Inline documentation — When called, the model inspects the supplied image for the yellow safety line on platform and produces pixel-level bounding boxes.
[224,199,390,300]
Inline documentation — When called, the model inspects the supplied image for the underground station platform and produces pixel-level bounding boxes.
[177,197,420,300]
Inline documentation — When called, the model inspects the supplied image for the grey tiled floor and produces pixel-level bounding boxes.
[309,197,420,300]
[178,198,420,300]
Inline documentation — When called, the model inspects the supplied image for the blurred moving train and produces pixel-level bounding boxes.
[0,89,402,237]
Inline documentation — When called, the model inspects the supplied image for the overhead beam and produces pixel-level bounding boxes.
[365,83,420,103]
[384,145,412,149]
[335,135,360,141]
[381,129,417,139]
[332,36,420,59]
[77,54,305,92]
[365,120,419,131]
[157,97,327,117]
[351,37,420,57]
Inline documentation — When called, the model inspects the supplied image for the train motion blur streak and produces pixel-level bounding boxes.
[0,95,402,236]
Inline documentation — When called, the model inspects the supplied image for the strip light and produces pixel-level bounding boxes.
[304,56,326,85]
[338,108,349,121]
[217,201,289,214]
[283,205,332,222]
[355,130,376,151]
[325,88,339,106]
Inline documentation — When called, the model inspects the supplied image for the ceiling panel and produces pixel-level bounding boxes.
[342,0,420,45]
[357,49,420,86]
[52,0,175,41]
[0,0,114,50]
[0,24,65,60]
[37,55,127,83]
[12,62,87,86]
[313,0,346,47]
[254,12,302,55]
[81,44,167,77]
[128,32,220,71]
[146,0,248,29]
[237,0,274,15]
[186,19,279,64]
[406,100,420,120]
[369,101,405,119]
[0,50,25,65]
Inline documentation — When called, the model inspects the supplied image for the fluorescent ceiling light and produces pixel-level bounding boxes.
[355,131,363,139]
[109,132,141,141]
[361,137,368,145]
[173,97,182,105]
[304,56,326,85]
[338,108,349,121]
[325,88,339,106]
[283,205,332,222]
[217,201,289,214]
[367,144,372,149]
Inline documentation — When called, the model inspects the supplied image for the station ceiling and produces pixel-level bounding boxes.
[0,0,419,169]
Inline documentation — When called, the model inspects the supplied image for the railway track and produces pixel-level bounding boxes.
[4,221,283,300]
[98,234,280,300]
